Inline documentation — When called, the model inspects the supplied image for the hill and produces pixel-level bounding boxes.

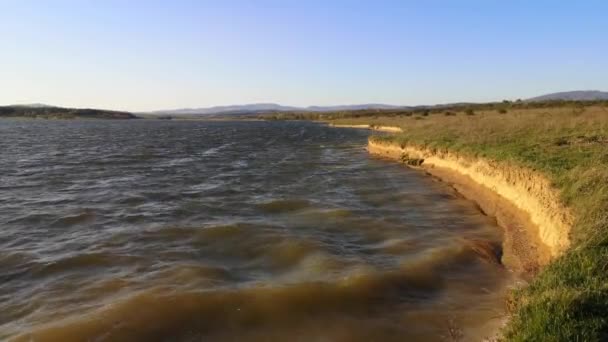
[0,105,137,120]
[527,90,608,102]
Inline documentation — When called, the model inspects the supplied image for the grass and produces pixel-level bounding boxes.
[329,106,608,341]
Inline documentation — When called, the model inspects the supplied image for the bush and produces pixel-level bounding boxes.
[444,111,456,116]
[498,108,508,114]
[465,108,475,116]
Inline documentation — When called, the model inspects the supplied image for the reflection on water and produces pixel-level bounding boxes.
[0,119,513,341]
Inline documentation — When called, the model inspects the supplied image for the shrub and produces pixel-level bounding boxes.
[498,108,508,114]
[465,108,475,116]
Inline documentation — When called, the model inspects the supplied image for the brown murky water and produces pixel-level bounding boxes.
[0,120,515,341]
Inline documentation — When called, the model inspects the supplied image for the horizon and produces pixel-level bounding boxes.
[4,88,608,113]
[2,1,607,112]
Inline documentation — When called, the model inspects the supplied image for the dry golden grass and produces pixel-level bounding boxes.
[330,106,608,137]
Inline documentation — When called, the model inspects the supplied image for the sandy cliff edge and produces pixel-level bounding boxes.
[367,138,572,274]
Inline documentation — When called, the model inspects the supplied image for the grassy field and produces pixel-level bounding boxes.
[330,106,608,341]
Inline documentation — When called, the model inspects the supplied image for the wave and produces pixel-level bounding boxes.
[256,199,311,213]
[12,267,446,342]
[32,253,142,277]
[200,142,234,157]
[50,209,96,227]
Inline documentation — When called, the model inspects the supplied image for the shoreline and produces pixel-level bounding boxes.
[318,112,608,340]
[367,138,572,275]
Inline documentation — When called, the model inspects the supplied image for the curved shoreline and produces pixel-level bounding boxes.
[367,138,573,274]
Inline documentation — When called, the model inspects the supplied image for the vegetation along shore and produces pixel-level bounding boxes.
[315,102,608,340]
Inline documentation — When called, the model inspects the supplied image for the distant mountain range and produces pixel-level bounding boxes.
[144,103,403,116]
[526,90,608,102]
[145,90,608,116]
[7,90,608,117]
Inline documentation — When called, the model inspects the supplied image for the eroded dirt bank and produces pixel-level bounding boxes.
[368,138,572,275]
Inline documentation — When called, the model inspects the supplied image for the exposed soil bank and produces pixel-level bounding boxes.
[328,123,403,133]
[368,138,573,276]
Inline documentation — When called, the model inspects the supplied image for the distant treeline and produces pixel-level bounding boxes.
[258,99,608,121]
[0,106,137,120]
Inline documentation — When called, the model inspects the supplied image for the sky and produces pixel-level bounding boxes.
[1,0,607,112]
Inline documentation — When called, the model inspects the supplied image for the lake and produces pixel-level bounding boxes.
[0,119,513,341]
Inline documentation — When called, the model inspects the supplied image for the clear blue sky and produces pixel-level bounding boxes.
[1,0,607,111]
